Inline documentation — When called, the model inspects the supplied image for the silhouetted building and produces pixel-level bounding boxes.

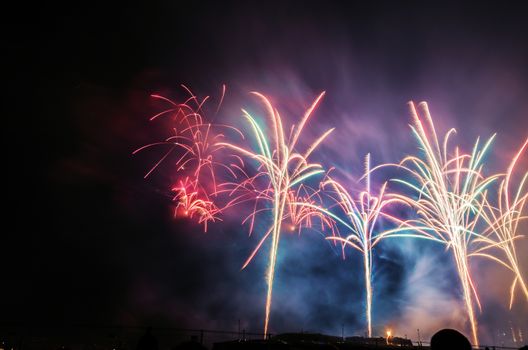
[215,332,414,350]
[174,335,208,350]
[137,327,158,350]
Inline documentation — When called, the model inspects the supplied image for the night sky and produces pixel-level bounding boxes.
[5,1,528,347]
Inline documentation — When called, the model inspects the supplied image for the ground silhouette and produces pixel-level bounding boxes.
[430,329,471,350]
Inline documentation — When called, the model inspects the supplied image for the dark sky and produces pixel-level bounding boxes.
[5,1,528,346]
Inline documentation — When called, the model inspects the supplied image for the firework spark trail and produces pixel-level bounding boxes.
[296,154,410,337]
[217,91,334,336]
[286,185,338,236]
[172,177,222,231]
[238,185,338,270]
[381,101,505,346]
[478,138,528,307]
[134,85,242,231]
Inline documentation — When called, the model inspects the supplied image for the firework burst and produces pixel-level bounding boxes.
[478,139,528,307]
[383,101,503,346]
[172,177,221,232]
[134,85,241,230]
[217,91,334,336]
[296,154,410,337]
[238,184,337,271]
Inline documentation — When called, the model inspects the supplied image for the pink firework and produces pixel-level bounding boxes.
[172,177,221,232]
[134,85,241,230]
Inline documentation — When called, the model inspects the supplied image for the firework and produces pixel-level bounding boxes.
[478,139,528,307]
[286,185,337,236]
[133,85,241,230]
[297,154,409,337]
[172,177,221,231]
[384,101,501,346]
[217,91,334,336]
[239,185,337,270]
